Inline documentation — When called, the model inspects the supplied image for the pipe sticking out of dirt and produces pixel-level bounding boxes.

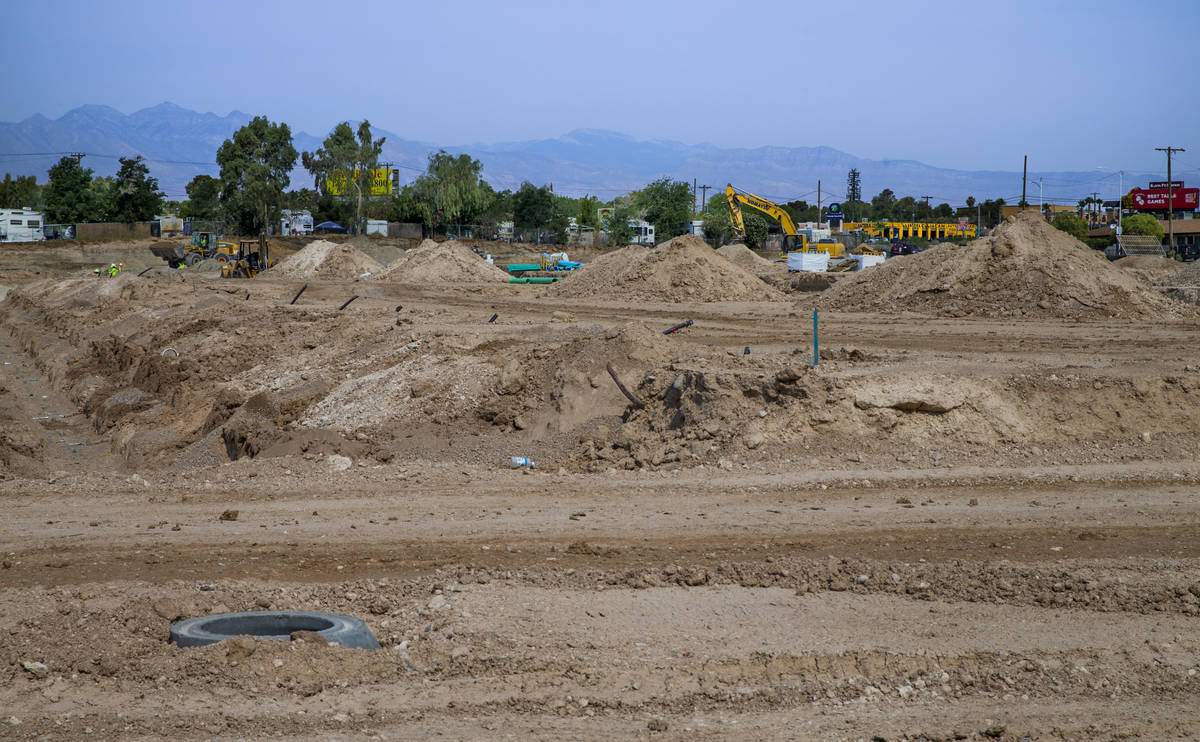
[338,296,359,311]
[290,284,308,305]
[663,319,694,335]
[606,362,644,409]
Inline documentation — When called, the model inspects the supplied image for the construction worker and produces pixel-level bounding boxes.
[107,263,118,278]
[92,268,101,277]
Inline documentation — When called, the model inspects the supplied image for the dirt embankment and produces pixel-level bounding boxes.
[821,210,1192,319]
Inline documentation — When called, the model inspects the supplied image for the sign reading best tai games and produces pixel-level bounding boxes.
[1128,183,1199,211]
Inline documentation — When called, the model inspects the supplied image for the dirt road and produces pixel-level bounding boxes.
[1,239,1198,740]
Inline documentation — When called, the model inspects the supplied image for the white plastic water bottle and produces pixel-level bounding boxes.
[508,456,534,469]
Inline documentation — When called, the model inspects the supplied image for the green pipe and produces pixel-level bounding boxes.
[507,277,530,284]
[507,264,542,273]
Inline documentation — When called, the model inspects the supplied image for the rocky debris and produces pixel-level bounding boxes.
[20,660,48,678]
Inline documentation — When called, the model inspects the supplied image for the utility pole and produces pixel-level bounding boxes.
[1118,170,1123,231]
[817,180,821,224]
[693,178,697,211]
[1022,155,1028,207]
[68,152,85,164]
[698,184,711,211]
[1156,146,1186,252]
[1033,178,1044,212]
[1089,191,1101,225]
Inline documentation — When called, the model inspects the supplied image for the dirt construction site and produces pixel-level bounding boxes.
[2,210,1200,741]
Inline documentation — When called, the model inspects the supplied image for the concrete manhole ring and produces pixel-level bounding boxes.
[169,610,380,649]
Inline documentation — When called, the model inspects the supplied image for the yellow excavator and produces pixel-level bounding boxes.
[726,184,848,258]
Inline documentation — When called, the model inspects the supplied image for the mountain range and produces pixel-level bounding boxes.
[0,102,1157,208]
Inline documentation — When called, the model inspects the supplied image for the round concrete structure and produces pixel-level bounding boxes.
[169,610,380,649]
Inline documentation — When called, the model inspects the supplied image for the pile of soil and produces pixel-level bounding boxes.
[1157,257,1200,303]
[548,235,783,303]
[374,239,509,283]
[268,240,383,280]
[820,210,1189,318]
[1114,255,1184,286]
[716,243,778,276]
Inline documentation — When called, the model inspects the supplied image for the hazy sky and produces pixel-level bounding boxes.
[5,0,1197,173]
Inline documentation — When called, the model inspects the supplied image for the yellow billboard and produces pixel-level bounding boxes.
[326,168,396,196]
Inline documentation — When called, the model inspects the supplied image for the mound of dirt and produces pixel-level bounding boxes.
[715,243,776,275]
[819,210,1189,318]
[269,240,383,280]
[374,239,508,283]
[548,235,783,303]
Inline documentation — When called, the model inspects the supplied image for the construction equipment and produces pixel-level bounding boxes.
[506,252,584,278]
[220,235,273,278]
[150,231,237,268]
[726,185,844,258]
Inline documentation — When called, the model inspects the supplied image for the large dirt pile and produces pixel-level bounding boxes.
[374,239,509,283]
[269,240,383,279]
[548,235,783,302]
[716,243,776,276]
[820,210,1189,318]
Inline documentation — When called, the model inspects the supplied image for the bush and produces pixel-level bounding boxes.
[1121,214,1164,241]
[1051,212,1088,240]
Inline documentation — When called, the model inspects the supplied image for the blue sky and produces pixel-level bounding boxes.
[4,0,1197,173]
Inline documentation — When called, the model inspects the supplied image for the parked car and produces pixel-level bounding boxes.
[890,242,922,256]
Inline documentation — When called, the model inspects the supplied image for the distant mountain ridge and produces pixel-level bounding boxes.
[0,103,1155,206]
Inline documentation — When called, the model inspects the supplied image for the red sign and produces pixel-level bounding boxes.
[1129,187,1199,211]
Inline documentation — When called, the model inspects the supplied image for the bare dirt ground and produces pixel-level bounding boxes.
[1,224,1199,741]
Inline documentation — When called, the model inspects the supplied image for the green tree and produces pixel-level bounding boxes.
[183,174,222,219]
[635,177,692,240]
[577,194,599,228]
[965,196,976,209]
[870,188,897,220]
[783,200,818,223]
[513,181,555,228]
[1051,212,1088,240]
[846,168,862,220]
[742,212,768,249]
[216,115,298,234]
[894,196,918,221]
[604,202,637,246]
[302,121,385,233]
[0,174,41,209]
[89,177,116,222]
[111,156,165,223]
[395,150,493,230]
[933,202,953,219]
[44,156,99,223]
[1121,214,1164,241]
[701,192,734,246]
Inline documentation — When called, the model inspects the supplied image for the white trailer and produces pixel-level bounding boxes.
[280,209,314,235]
[0,208,46,243]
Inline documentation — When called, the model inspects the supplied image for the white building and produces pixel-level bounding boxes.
[365,219,387,236]
[0,208,45,243]
[687,220,705,239]
[280,209,314,236]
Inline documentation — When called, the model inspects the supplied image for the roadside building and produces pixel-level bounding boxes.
[0,208,46,243]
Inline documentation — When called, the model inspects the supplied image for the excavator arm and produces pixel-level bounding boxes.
[726,184,808,253]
